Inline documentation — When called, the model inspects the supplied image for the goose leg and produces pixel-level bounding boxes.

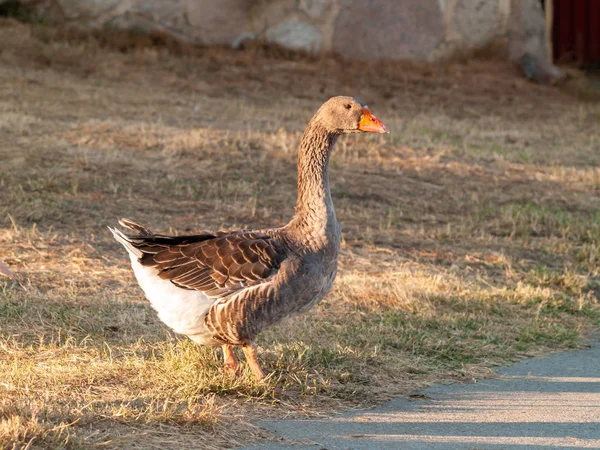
[222,344,240,375]
[242,343,265,381]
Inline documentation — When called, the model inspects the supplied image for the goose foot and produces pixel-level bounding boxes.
[222,344,240,376]
[242,343,265,381]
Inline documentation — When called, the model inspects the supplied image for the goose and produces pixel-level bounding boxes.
[109,96,388,380]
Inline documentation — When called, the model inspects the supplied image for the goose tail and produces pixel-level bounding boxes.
[118,218,152,236]
[109,218,153,259]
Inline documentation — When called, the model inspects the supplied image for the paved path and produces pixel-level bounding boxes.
[244,342,600,450]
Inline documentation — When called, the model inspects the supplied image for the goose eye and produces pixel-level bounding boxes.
[344,104,352,110]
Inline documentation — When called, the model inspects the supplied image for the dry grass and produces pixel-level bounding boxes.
[1,18,599,449]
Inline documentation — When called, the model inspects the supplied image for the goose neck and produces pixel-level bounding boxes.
[290,122,339,241]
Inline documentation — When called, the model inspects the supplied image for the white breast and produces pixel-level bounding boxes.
[129,255,215,342]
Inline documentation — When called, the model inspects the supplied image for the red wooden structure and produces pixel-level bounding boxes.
[553,0,600,65]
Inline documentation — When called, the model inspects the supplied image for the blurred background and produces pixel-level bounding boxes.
[0,1,599,449]
[4,0,600,80]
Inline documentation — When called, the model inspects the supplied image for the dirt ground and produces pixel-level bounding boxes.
[0,19,599,449]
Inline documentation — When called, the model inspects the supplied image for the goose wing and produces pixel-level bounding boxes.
[110,219,287,299]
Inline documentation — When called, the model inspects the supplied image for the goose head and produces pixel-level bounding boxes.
[313,96,389,135]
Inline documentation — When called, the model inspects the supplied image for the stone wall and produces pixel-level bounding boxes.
[28,0,562,79]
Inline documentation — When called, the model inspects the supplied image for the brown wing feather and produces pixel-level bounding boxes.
[118,223,287,298]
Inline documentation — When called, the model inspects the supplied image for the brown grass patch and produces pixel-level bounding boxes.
[1,19,599,449]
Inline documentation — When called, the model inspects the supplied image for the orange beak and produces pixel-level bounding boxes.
[358,108,389,134]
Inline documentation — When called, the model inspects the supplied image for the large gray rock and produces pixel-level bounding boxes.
[55,0,123,21]
[186,0,251,45]
[24,0,563,75]
[453,0,502,48]
[332,0,444,60]
[265,18,322,53]
[298,0,329,19]
[250,0,296,37]
[509,0,565,83]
